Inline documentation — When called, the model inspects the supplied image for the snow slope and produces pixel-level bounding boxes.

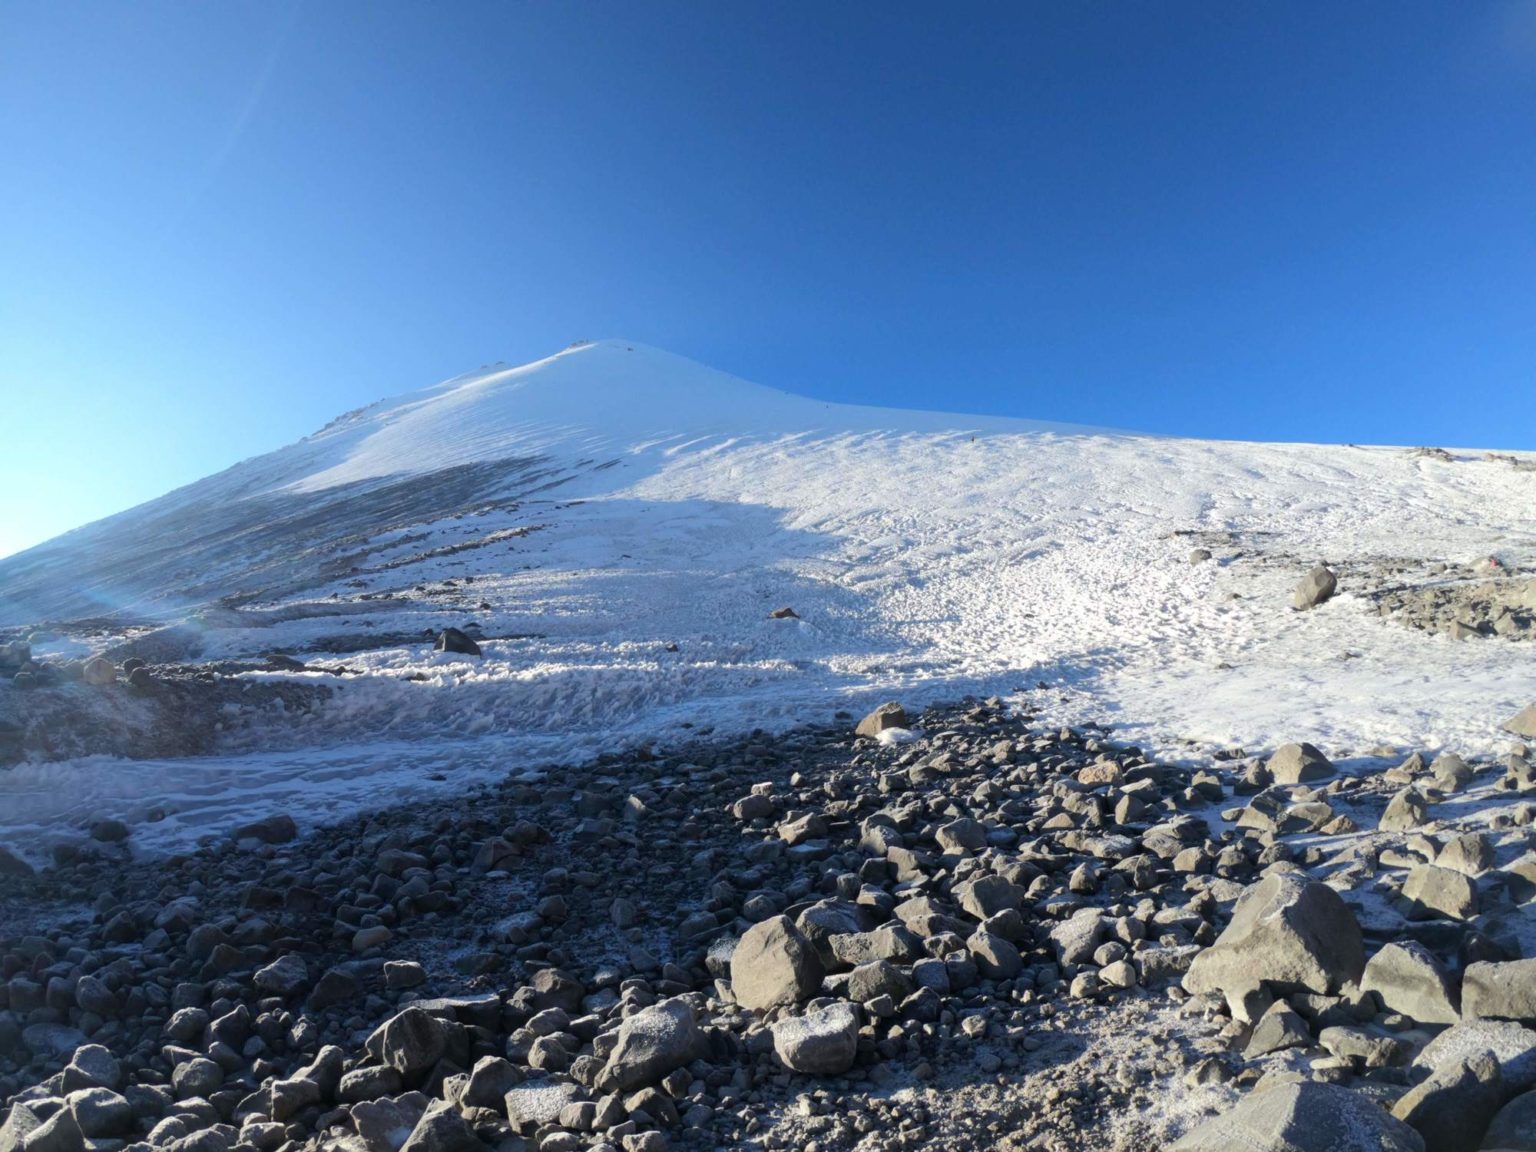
[2,339,1534,853]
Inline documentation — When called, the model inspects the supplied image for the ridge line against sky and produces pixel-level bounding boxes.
[3,1,1536,559]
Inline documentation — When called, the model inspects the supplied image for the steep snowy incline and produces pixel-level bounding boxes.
[2,339,1534,853]
[0,340,1095,623]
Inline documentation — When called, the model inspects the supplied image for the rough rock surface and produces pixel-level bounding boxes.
[1171,1081,1424,1151]
[1183,871,1365,998]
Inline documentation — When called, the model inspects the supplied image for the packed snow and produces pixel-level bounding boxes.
[2,339,1533,854]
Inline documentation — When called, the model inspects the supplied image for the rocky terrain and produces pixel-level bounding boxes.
[5,685,1536,1152]
[4,345,1536,1151]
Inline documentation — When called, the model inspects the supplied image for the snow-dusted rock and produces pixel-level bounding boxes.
[1170,1081,1423,1151]
[597,998,705,1092]
[771,1002,858,1075]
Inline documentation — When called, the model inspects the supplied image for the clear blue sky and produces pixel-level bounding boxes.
[4,3,1536,558]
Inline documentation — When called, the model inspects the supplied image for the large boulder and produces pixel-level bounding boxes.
[730,916,824,1011]
[1380,789,1429,833]
[1481,1089,1536,1151]
[855,702,909,738]
[1267,742,1335,784]
[1464,960,1536,1024]
[368,1007,447,1077]
[1417,1022,1536,1095]
[1184,872,1365,999]
[1503,705,1536,740]
[596,998,705,1091]
[1391,1050,1503,1152]
[1170,1081,1423,1151]
[1402,865,1479,921]
[1361,941,1460,1024]
[954,874,1027,921]
[1293,565,1339,610]
[771,1002,859,1075]
[253,954,310,998]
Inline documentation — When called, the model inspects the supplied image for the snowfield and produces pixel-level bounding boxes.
[2,339,1533,853]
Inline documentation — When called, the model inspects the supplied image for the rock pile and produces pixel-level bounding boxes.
[3,700,1535,1151]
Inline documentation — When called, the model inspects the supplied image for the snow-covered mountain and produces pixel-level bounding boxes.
[2,339,1533,851]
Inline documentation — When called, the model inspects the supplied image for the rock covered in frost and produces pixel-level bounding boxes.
[597,998,705,1091]
[1170,1081,1423,1151]
[771,1001,859,1075]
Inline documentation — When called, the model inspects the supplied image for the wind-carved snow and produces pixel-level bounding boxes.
[1,339,1533,853]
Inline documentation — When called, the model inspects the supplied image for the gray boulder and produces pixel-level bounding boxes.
[1403,864,1479,921]
[81,657,115,685]
[398,1100,480,1152]
[0,1102,43,1152]
[730,916,824,1011]
[1380,789,1429,833]
[253,954,310,998]
[503,1082,580,1135]
[1503,705,1536,740]
[1464,960,1536,1024]
[19,1107,82,1152]
[596,998,705,1091]
[353,1094,428,1152]
[60,1045,121,1093]
[1170,1080,1423,1151]
[1361,941,1459,1024]
[1481,1090,1536,1151]
[1294,565,1339,610]
[369,1007,447,1077]
[1267,742,1334,784]
[954,874,1026,921]
[1391,1049,1503,1152]
[434,628,481,656]
[1048,909,1109,966]
[855,702,909,738]
[66,1089,132,1139]
[771,1002,859,1075]
[1417,1022,1536,1095]
[1184,872,1365,999]
[1439,833,1494,877]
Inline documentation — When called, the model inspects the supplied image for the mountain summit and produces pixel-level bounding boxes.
[0,341,1093,624]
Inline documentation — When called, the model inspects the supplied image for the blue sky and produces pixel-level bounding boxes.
[4,2,1535,558]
